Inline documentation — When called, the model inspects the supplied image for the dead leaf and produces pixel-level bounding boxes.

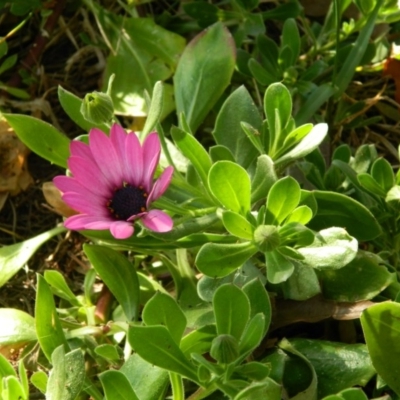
[272,295,375,330]
[0,119,33,210]
[42,181,77,217]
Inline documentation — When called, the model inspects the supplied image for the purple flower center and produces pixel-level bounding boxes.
[107,183,147,220]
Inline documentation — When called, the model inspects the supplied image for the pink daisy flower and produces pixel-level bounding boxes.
[53,124,174,239]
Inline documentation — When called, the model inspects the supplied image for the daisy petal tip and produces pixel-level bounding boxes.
[110,221,135,239]
[142,210,173,233]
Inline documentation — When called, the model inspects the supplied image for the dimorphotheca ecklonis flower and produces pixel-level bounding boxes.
[53,124,174,239]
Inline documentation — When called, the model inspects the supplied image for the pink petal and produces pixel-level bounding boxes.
[125,132,143,187]
[141,210,173,232]
[147,166,174,205]
[110,124,127,167]
[70,140,94,161]
[142,132,161,192]
[64,214,112,231]
[68,156,111,197]
[109,221,134,239]
[62,193,108,216]
[89,128,124,187]
[53,176,106,202]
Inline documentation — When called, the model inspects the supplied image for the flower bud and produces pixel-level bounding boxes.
[80,91,114,125]
[210,334,239,364]
[253,225,280,252]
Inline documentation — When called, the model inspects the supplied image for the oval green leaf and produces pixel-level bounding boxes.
[0,226,65,288]
[361,302,400,397]
[99,370,139,400]
[35,275,68,362]
[222,211,254,240]
[213,284,250,340]
[84,244,140,321]
[308,190,382,241]
[213,85,262,169]
[3,113,70,168]
[174,22,236,133]
[298,227,358,269]
[266,176,301,225]
[0,309,36,345]
[142,292,187,344]
[128,325,198,383]
[318,251,395,301]
[208,161,251,214]
[196,242,257,278]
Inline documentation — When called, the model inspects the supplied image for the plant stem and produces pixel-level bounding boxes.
[170,372,184,400]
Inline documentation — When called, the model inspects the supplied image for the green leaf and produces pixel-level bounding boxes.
[248,59,277,86]
[282,123,313,151]
[213,284,250,341]
[35,275,68,361]
[285,205,313,225]
[208,161,251,214]
[94,6,185,116]
[238,313,265,358]
[291,339,374,399]
[142,292,187,344]
[95,344,121,362]
[58,86,110,132]
[281,263,321,301]
[128,325,198,383]
[18,360,28,399]
[264,83,292,152]
[361,302,400,397]
[213,85,262,169]
[3,113,70,168]
[371,157,395,193]
[0,309,36,345]
[174,22,235,132]
[265,249,294,284]
[294,84,336,126]
[171,126,212,187]
[44,270,81,306]
[275,123,329,166]
[319,251,395,301]
[234,378,282,400]
[84,244,140,321]
[181,324,216,357]
[242,278,272,336]
[99,370,139,400]
[279,338,318,400]
[251,155,278,204]
[278,222,315,247]
[222,211,254,240]
[358,173,387,197]
[266,176,301,225]
[0,354,16,393]
[0,226,65,288]
[297,227,358,269]
[2,376,26,400]
[0,54,17,75]
[197,262,265,302]
[281,19,300,66]
[386,185,400,204]
[30,371,48,394]
[46,346,85,400]
[196,242,257,278]
[120,354,169,400]
[141,81,164,138]
[234,361,270,381]
[308,190,382,241]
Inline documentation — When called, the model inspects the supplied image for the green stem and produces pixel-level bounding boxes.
[170,372,184,400]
